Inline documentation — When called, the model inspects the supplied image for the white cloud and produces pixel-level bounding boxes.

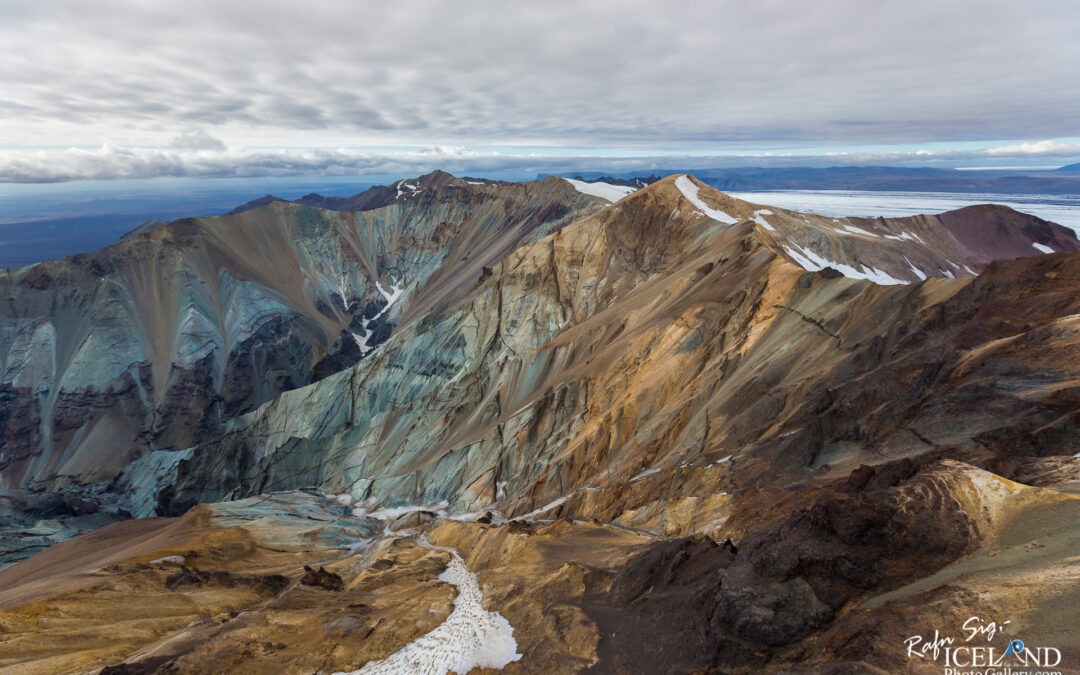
[984,140,1078,156]
[170,129,227,151]
[0,145,556,182]
[1,138,1077,183]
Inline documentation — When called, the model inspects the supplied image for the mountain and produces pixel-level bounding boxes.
[569,174,661,188]
[2,174,1079,673]
[226,169,464,215]
[573,165,1080,194]
[0,173,599,495]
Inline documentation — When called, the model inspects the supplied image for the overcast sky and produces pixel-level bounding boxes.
[1,0,1079,181]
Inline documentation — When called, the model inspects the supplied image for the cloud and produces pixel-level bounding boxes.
[984,140,1076,156]
[170,129,226,151]
[0,0,1077,154]
[1,141,1078,183]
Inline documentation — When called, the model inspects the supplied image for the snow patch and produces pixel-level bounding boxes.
[347,538,374,554]
[674,175,737,224]
[376,280,404,308]
[752,210,776,231]
[355,501,451,522]
[337,545,521,674]
[350,277,406,357]
[513,495,568,522]
[352,331,373,354]
[150,555,185,565]
[781,242,909,285]
[562,178,637,203]
[630,467,662,482]
[1032,242,1055,254]
[903,256,928,281]
[882,232,910,241]
[337,278,351,309]
[840,224,877,237]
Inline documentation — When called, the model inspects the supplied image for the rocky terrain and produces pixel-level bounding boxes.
[1,173,1079,673]
[0,171,596,493]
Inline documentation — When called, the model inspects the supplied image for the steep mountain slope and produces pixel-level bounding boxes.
[2,174,1080,673]
[0,174,600,493]
[130,177,1080,524]
[589,165,1080,194]
[225,169,465,216]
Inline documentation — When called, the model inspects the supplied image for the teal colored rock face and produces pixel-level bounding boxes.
[6,172,1080,562]
[0,176,598,492]
[145,177,1080,535]
[5,175,1080,673]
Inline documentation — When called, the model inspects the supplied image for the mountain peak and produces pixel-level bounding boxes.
[226,194,289,215]
[415,169,460,188]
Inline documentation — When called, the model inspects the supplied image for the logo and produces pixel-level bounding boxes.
[904,616,1064,674]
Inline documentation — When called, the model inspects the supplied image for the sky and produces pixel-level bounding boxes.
[1,0,1079,182]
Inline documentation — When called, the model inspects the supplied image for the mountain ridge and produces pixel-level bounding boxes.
[2,172,1080,673]
[569,165,1080,194]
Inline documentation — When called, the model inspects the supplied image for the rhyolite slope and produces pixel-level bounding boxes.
[2,174,1080,673]
[134,176,1080,524]
[0,173,600,493]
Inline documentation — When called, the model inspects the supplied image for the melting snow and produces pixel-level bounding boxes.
[150,555,185,565]
[882,231,924,244]
[337,278,351,309]
[354,501,451,522]
[352,331,373,354]
[674,175,738,224]
[513,495,569,522]
[961,263,978,276]
[752,209,776,231]
[562,178,637,203]
[1032,243,1055,254]
[781,242,909,285]
[903,256,928,281]
[347,538,374,554]
[337,542,521,675]
[351,277,406,357]
[376,280,404,308]
[630,467,662,482]
[840,224,877,237]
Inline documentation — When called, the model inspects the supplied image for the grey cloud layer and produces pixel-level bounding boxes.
[2,0,1078,152]
[3,142,1079,183]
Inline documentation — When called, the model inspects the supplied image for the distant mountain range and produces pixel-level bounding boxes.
[568,164,1080,194]
[213,166,1080,228]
